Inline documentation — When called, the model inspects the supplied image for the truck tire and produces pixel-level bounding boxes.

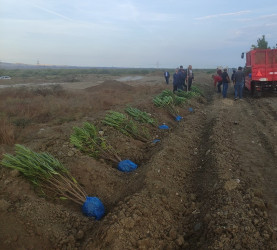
[251,82,261,97]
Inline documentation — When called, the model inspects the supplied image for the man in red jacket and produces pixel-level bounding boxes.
[212,68,223,92]
[212,74,222,89]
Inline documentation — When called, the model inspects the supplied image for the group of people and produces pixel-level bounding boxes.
[164,65,194,92]
[164,65,245,100]
[212,66,245,100]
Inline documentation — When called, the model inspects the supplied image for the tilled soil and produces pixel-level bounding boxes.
[0,73,276,249]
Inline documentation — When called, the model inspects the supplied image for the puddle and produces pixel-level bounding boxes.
[116,76,144,82]
[0,82,64,89]
[0,75,144,89]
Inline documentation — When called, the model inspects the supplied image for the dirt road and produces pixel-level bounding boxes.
[0,72,276,249]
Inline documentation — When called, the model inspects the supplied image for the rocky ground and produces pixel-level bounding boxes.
[0,71,276,249]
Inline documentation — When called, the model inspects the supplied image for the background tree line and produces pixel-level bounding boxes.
[251,35,277,49]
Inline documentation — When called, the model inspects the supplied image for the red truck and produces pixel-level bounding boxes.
[242,49,277,96]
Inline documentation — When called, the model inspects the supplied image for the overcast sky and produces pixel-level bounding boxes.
[1,0,277,68]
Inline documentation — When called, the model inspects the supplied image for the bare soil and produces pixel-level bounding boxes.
[0,71,277,249]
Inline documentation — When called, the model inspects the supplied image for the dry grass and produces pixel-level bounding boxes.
[0,86,86,124]
[0,117,15,145]
[0,83,148,145]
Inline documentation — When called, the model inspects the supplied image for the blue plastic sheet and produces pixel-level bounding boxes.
[118,159,137,172]
[159,124,169,130]
[82,196,105,220]
[175,115,183,121]
[188,107,194,113]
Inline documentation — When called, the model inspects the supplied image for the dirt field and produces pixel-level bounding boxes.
[0,71,277,249]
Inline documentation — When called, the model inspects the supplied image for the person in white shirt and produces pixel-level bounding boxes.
[164,71,170,84]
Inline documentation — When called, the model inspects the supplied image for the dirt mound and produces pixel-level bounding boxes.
[85,80,134,92]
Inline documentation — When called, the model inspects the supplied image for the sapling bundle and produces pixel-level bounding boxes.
[153,95,179,118]
[158,90,187,106]
[1,144,105,219]
[173,95,187,106]
[103,111,149,142]
[175,86,202,99]
[191,85,202,94]
[71,122,138,172]
[158,89,174,98]
[70,122,121,163]
[125,106,156,126]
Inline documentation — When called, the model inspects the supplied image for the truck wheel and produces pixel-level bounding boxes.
[251,82,261,97]
[251,82,255,96]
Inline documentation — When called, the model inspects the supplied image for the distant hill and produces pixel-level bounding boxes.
[0,62,118,70]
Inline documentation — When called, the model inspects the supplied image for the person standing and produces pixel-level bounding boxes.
[212,74,221,89]
[221,68,230,98]
[187,65,194,91]
[173,68,178,92]
[234,66,245,100]
[181,67,187,90]
[176,66,186,91]
[164,71,170,84]
[231,69,236,85]
[216,68,223,93]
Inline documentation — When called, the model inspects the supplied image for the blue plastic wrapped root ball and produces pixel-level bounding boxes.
[152,139,161,144]
[159,124,169,130]
[118,159,138,172]
[188,107,194,113]
[82,196,105,220]
[175,115,182,121]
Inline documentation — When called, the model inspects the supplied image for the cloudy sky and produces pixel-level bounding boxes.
[0,0,277,68]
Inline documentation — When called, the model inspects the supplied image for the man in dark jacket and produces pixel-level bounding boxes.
[221,68,230,98]
[234,66,245,100]
[176,66,187,91]
[231,69,236,84]
[173,68,178,92]
[164,71,170,84]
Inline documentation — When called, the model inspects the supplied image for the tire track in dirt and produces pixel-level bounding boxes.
[244,98,277,157]
[184,87,277,249]
[242,97,277,229]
